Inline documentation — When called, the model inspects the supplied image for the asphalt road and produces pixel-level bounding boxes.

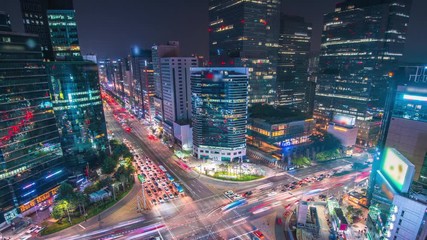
[41,95,369,240]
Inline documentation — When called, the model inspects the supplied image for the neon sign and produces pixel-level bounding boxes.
[45,170,62,179]
[403,94,427,101]
[22,182,35,190]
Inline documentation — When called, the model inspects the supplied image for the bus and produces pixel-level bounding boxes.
[173,182,184,193]
[166,173,174,181]
[138,174,145,183]
[159,165,167,173]
[221,199,247,212]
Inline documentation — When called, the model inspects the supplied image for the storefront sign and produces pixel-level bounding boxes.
[18,185,60,213]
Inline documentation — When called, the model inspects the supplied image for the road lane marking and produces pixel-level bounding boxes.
[78,224,86,229]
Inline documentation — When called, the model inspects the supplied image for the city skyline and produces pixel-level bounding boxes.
[1,1,427,239]
[1,0,427,63]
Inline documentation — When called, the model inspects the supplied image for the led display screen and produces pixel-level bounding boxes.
[381,148,413,192]
[332,114,355,127]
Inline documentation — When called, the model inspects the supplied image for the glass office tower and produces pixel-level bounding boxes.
[20,0,75,61]
[47,61,108,169]
[0,20,66,223]
[47,9,81,61]
[277,15,312,111]
[314,0,412,122]
[191,67,248,161]
[208,0,281,105]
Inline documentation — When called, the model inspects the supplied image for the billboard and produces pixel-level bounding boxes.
[381,148,415,193]
[332,114,356,127]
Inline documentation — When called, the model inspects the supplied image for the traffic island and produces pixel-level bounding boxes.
[40,184,133,236]
[193,161,267,182]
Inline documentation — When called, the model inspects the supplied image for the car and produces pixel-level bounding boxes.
[26,225,38,234]
[163,194,168,200]
[34,226,45,233]
[20,235,32,240]
[157,188,162,192]
[253,230,265,239]
[165,187,170,192]
[151,199,157,205]
[146,190,151,194]
[158,197,164,203]
[242,191,253,197]
[169,193,174,199]
[152,189,157,193]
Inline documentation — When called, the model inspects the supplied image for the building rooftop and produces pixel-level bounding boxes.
[248,104,308,124]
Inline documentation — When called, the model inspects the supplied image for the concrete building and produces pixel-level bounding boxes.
[161,57,197,145]
[152,41,180,122]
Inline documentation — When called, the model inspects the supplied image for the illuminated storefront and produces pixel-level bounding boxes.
[18,186,60,214]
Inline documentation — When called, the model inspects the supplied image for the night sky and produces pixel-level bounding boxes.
[1,0,426,63]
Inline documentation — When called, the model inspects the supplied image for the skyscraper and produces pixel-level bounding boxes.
[0,17,67,223]
[161,57,198,141]
[314,0,413,144]
[129,47,152,118]
[152,41,180,122]
[20,0,75,61]
[47,8,81,61]
[46,61,108,169]
[208,0,281,104]
[277,15,312,110]
[191,67,248,161]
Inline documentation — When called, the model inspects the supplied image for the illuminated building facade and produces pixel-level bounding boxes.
[0,22,67,224]
[47,9,81,61]
[47,61,108,169]
[191,67,248,161]
[314,0,413,137]
[367,65,427,239]
[161,57,198,140]
[277,15,312,111]
[128,47,152,117]
[208,0,281,104]
[365,148,427,240]
[20,0,76,61]
[380,66,427,183]
[152,41,180,122]
[247,117,315,148]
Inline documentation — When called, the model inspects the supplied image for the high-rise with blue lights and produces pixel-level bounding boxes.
[191,67,248,161]
[314,0,413,146]
[0,14,67,224]
[47,61,108,169]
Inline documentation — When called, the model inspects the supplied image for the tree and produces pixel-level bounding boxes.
[292,157,311,167]
[51,200,75,222]
[74,192,89,216]
[101,157,116,174]
[56,182,76,202]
